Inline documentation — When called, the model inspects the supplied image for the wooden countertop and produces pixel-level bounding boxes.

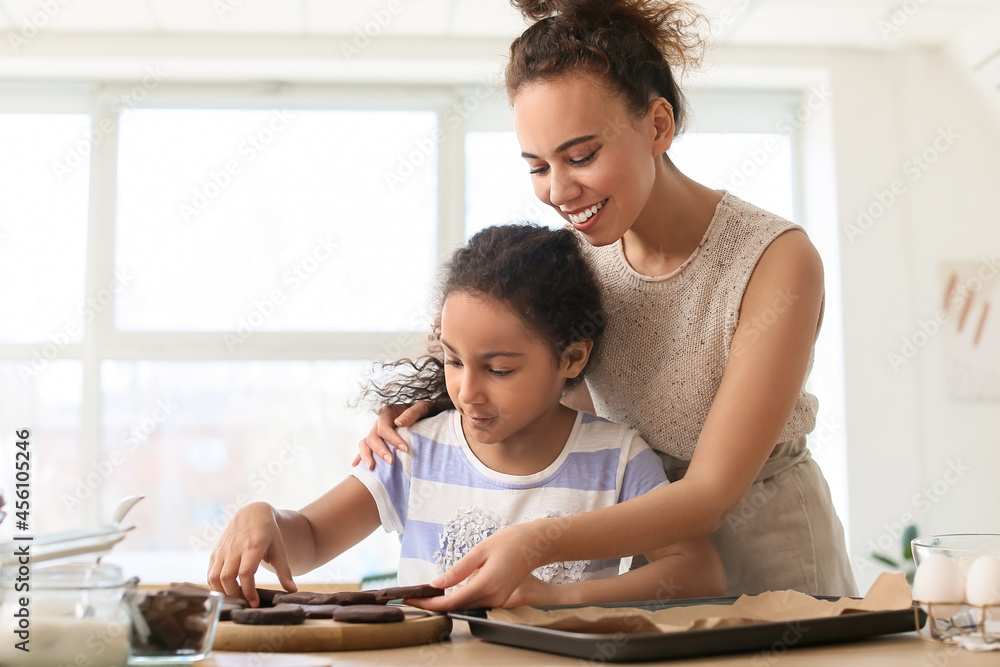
[197,619,998,666]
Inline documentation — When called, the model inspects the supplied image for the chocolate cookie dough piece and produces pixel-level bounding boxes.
[272,592,322,605]
[327,590,381,606]
[332,604,405,624]
[372,584,445,603]
[276,603,342,619]
[166,582,250,621]
[166,582,212,596]
[255,588,286,607]
[219,602,246,621]
[168,582,247,608]
[230,605,307,626]
[273,591,346,605]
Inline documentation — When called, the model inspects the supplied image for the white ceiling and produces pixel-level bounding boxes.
[0,0,998,49]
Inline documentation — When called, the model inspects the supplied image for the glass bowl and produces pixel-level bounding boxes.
[0,561,132,667]
[127,589,222,664]
[910,534,1000,646]
[911,534,1000,571]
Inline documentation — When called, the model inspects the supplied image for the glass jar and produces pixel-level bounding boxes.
[0,560,132,667]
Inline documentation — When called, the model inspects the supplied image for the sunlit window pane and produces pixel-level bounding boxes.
[0,114,90,343]
[115,109,438,332]
[670,133,795,221]
[465,131,564,238]
[0,361,83,540]
[96,361,399,581]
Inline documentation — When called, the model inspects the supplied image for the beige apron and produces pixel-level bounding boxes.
[632,436,857,597]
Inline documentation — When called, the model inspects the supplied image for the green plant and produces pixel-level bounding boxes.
[870,524,918,584]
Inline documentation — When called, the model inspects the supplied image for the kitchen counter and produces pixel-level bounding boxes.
[198,619,997,666]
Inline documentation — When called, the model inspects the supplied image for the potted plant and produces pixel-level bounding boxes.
[870,524,918,584]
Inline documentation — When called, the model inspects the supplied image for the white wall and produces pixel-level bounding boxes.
[706,44,1000,591]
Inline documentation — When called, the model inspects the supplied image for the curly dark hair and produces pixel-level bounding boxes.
[506,0,707,133]
[359,223,606,413]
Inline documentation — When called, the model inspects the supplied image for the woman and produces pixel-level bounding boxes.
[359,0,856,608]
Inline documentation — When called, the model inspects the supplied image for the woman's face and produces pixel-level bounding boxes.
[513,73,661,247]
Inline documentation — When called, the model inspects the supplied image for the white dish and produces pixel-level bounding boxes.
[0,526,132,567]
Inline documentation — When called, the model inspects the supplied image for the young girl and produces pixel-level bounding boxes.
[360,0,856,610]
[208,224,725,607]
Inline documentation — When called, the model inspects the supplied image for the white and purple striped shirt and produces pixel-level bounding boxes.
[351,409,667,587]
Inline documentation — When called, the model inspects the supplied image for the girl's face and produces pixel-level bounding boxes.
[513,73,663,247]
[440,290,581,447]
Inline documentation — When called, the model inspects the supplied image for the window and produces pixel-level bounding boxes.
[114,108,438,332]
[0,104,92,535]
[0,85,454,583]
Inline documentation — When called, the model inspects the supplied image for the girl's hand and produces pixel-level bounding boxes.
[353,401,432,470]
[207,502,298,607]
[409,523,541,611]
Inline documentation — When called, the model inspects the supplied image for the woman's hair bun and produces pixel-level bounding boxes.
[509,0,705,72]
[506,0,706,131]
[511,0,610,22]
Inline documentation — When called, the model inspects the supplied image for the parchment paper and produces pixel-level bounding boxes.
[488,572,912,634]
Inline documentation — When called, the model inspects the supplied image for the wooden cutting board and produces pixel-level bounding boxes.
[212,611,453,652]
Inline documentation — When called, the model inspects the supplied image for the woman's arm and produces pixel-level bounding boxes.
[556,537,726,605]
[414,230,824,610]
[499,537,725,608]
[208,476,381,606]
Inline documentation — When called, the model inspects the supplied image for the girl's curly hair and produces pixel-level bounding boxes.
[359,223,606,413]
[506,0,707,133]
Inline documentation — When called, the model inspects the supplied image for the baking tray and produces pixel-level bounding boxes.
[450,595,925,662]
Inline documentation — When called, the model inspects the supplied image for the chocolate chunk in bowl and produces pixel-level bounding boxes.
[128,589,223,663]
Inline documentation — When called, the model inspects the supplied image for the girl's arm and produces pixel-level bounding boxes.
[415,229,824,611]
[503,537,725,608]
[208,476,381,606]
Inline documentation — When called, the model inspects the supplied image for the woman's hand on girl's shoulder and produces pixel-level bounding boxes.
[354,401,432,470]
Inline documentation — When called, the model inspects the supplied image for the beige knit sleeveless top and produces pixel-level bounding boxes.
[578,192,820,460]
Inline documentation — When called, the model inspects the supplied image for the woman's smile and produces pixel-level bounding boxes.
[566,198,608,231]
